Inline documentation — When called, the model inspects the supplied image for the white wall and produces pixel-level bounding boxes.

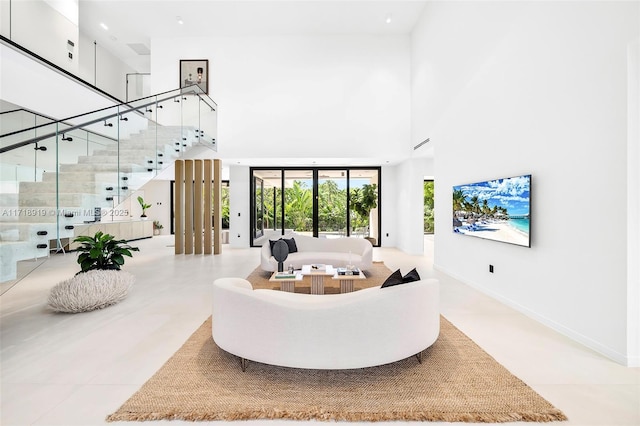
[150,35,411,164]
[0,0,133,103]
[1,0,79,75]
[0,44,115,118]
[394,157,431,255]
[228,165,250,248]
[412,1,639,365]
[135,180,171,235]
[77,33,135,101]
[627,39,640,366]
[380,165,397,248]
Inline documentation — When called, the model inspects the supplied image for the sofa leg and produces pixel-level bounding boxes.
[415,351,422,364]
[241,357,247,372]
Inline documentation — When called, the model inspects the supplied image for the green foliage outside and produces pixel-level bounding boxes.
[257,180,377,234]
[209,186,230,229]
[221,186,230,228]
[350,184,377,236]
[424,181,434,234]
[74,231,139,274]
[285,180,313,231]
[318,180,347,233]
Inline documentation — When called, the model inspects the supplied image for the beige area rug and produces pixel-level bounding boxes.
[107,263,567,423]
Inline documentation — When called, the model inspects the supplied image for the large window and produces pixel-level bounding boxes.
[250,167,380,247]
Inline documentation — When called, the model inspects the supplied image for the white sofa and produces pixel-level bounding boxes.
[212,277,440,370]
[260,233,373,272]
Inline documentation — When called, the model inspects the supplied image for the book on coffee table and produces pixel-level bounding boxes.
[274,272,297,279]
[336,267,360,276]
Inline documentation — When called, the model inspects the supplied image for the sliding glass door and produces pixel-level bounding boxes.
[349,169,380,245]
[252,170,284,245]
[318,170,347,238]
[251,167,380,247]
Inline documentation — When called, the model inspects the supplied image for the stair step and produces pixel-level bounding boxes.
[20,181,129,195]
[17,193,112,208]
[59,163,147,173]
[0,222,70,240]
[77,155,146,165]
[0,240,48,282]
[1,122,204,283]
[42,171,131,183]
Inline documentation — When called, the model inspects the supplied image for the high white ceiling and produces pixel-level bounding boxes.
[79,0,428,72]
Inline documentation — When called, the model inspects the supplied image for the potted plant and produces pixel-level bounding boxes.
[47,232,140,313]
[350,183,378,245]
[137,196,151,218]
[153,220,163,235]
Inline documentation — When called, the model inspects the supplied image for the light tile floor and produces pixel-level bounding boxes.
[1,235,638,425]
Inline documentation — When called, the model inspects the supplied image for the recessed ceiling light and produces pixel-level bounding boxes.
[100,22,109,30]
[177,16,184,25]
[385,14,392,24]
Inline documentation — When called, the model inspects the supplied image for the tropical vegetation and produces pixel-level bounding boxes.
[256,180,377,235]
[424,181,434,233]
[73,231,139,274]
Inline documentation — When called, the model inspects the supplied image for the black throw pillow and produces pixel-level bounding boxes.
[269,239,279,254]
[282,237,298,253]
[402,268,421,283]
[381,269,404,288]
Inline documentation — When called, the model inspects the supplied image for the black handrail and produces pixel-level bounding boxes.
[0,86,217,154]
[0,107,116,144]
[0,108,55,120]
[0,92,180,153]
[1,37,217,153]
[0,108,112,141]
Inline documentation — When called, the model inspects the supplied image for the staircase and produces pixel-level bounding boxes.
[0,123,202,283]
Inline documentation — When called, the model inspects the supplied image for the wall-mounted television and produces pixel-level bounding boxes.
[453,174,531,247]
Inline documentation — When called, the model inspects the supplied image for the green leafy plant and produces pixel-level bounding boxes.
[350,183,378,237]
[137,196,151,217]
[74,231,139,274]
[153,220,163,230]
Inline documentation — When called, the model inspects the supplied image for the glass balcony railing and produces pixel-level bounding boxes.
[0,85,217,284]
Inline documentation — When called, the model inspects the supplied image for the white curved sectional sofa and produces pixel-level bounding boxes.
[260,233,373,272]
[212,277,440,370]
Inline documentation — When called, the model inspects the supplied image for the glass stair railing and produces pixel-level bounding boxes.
[0,85,217,285]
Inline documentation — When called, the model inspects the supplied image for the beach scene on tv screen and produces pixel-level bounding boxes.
[453,175,530,247]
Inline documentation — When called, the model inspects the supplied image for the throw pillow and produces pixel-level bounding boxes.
[269,238,298,254]
[282,237,298,253]
[402,268,421,283]
[381,269,404,288]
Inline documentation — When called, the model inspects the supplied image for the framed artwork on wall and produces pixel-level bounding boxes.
[180,59,208,94]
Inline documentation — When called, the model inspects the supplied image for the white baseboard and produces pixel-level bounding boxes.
[434,263,634,367]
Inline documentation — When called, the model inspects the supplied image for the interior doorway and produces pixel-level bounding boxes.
[424,180,434,234]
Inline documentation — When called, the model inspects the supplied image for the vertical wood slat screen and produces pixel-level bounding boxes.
[184,160,194,254]
[174,160,184,254]
[174,159,220,256]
